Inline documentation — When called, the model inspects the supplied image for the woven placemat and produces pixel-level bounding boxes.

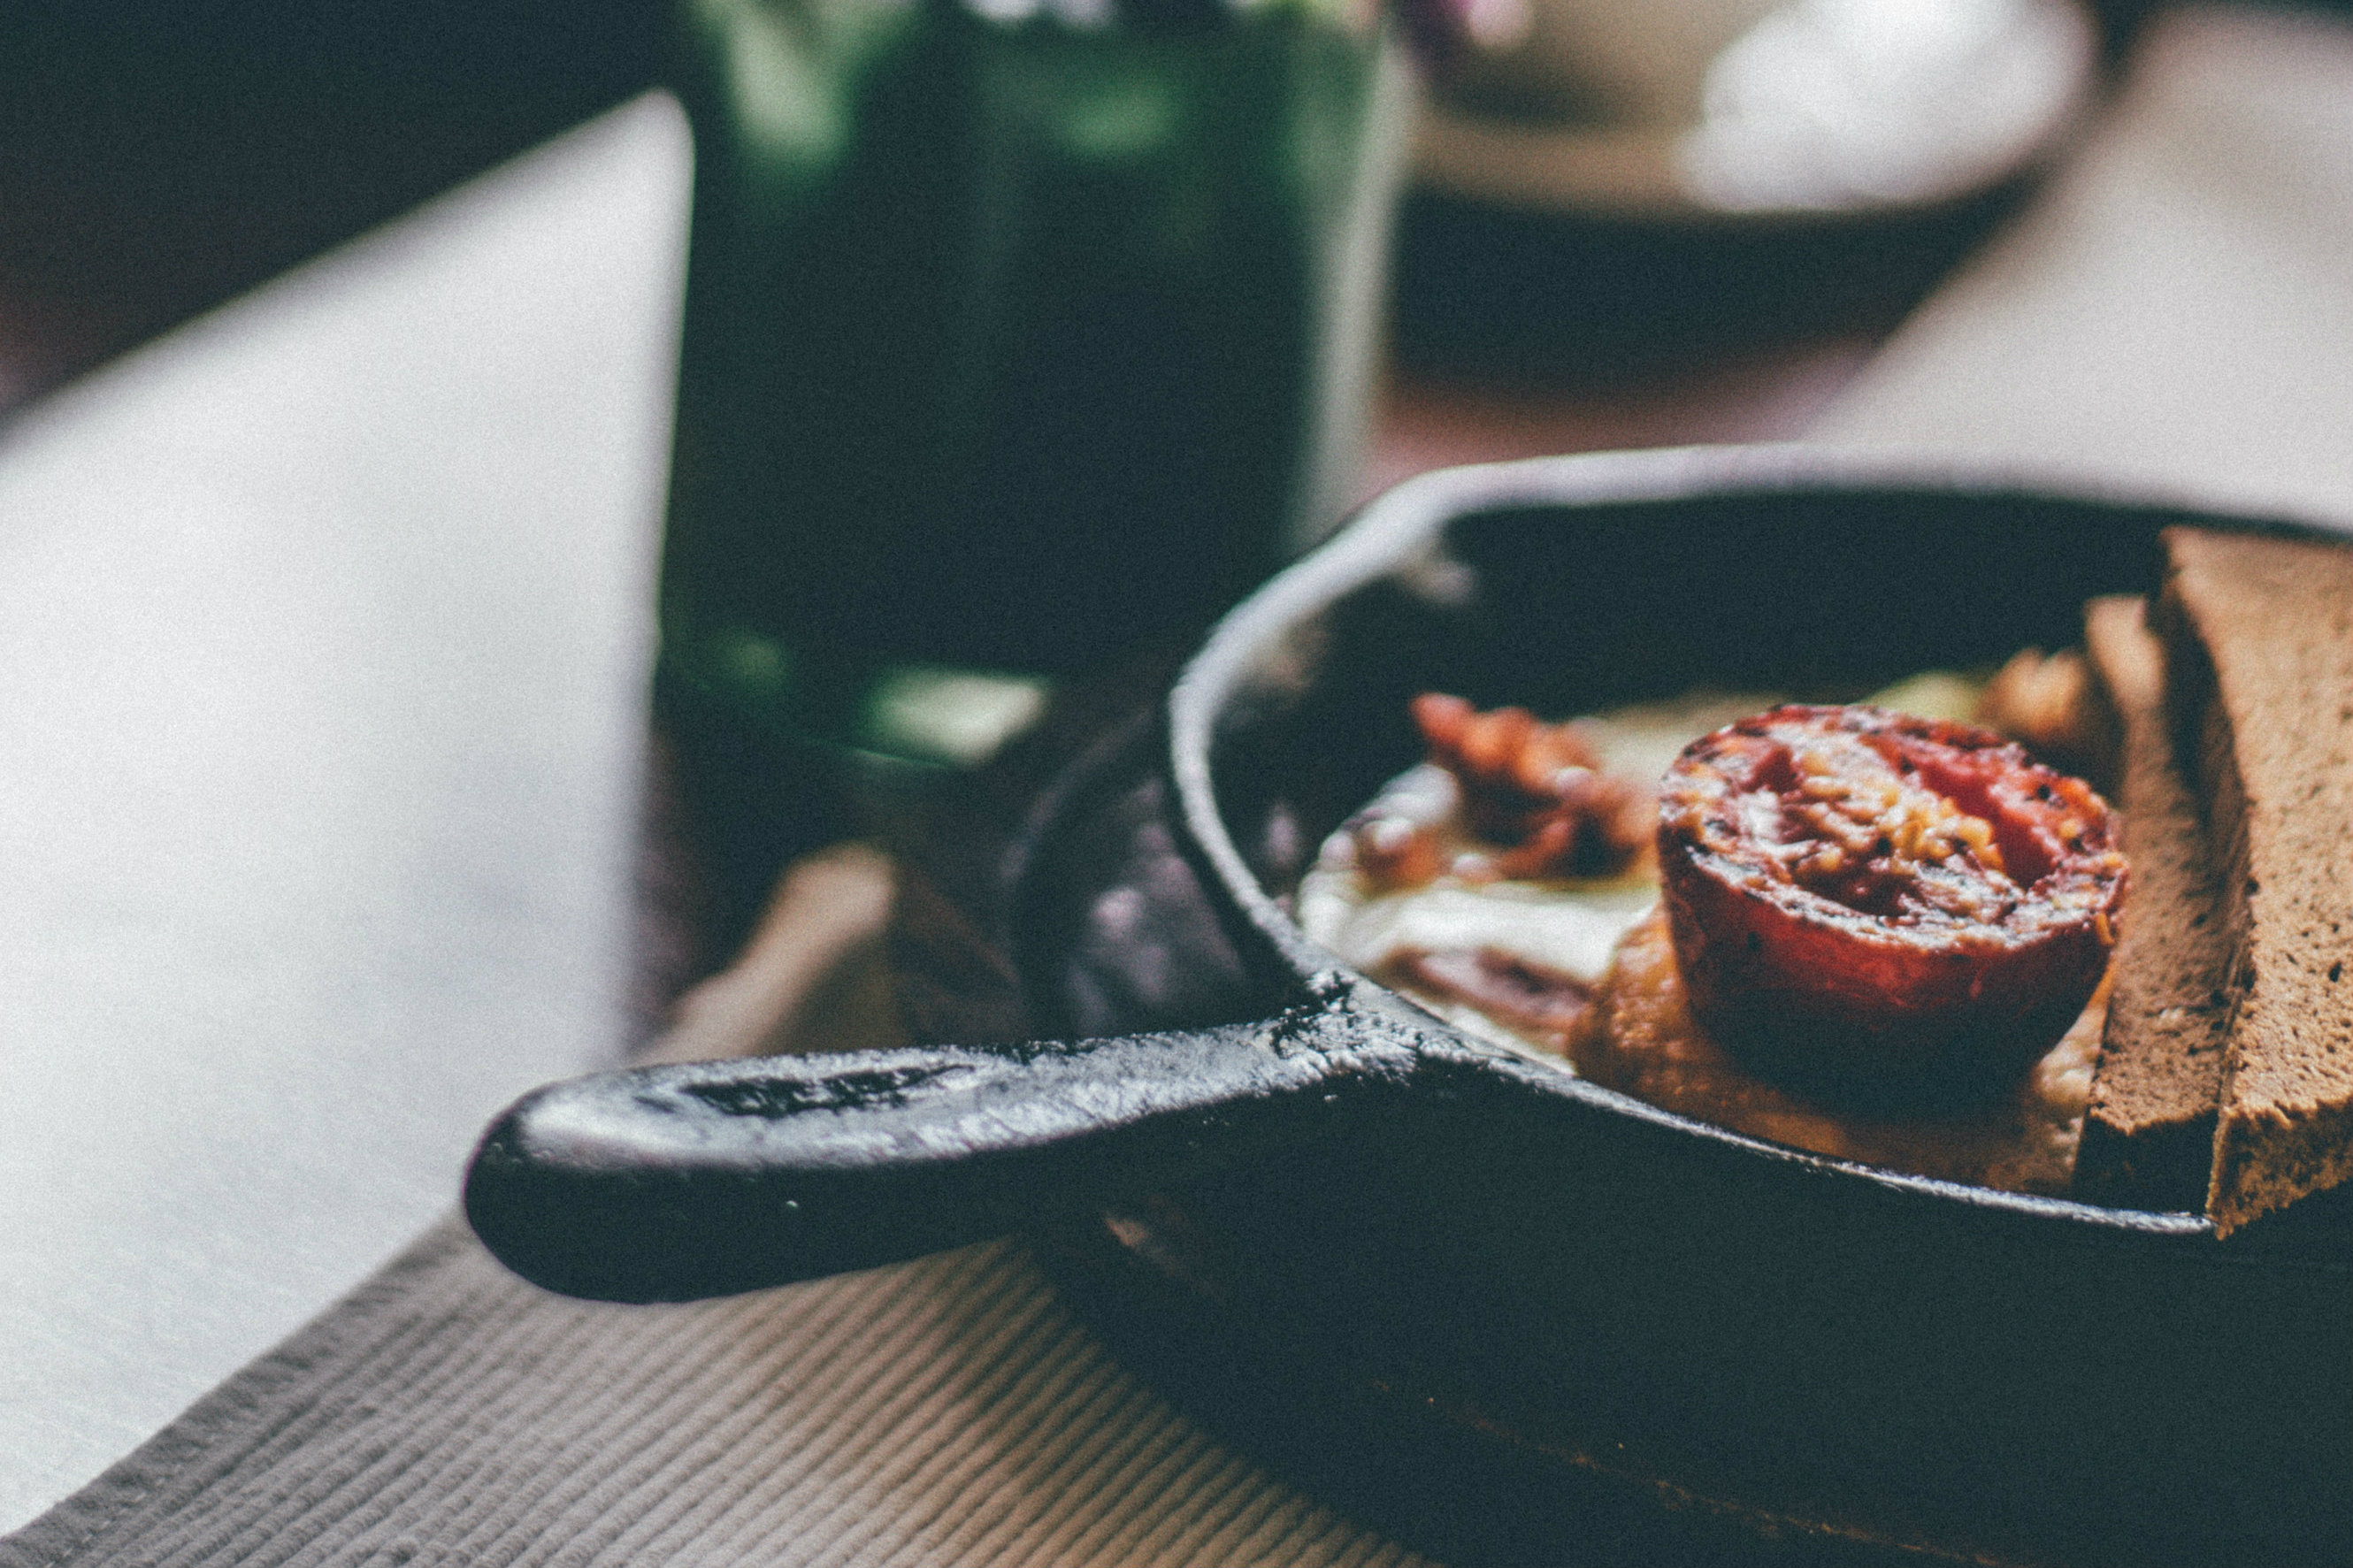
[0,1222,1426,1568]
[0,1222,1421,1568]
[0,844,1429,1568]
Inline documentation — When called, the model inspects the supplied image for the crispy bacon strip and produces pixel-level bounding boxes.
[1412,693,1652,880]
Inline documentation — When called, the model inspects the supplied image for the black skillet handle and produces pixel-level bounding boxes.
[464,978,1437,1302]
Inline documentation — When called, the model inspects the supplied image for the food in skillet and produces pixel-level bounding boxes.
[1302,526,2353,1226]
[1309,526,2353,1230]
[1657,705,2125,1109]
[1300,692,1752,1057]
[1300,675,2126,1195]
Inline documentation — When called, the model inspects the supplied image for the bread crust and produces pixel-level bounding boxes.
[2073,595,2229,1210]
[2155,528,2353,1235]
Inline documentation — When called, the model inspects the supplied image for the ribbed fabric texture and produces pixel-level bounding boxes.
[0,1221,1426,1567]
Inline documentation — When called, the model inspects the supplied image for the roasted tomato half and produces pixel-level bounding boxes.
[1658,705,2125,1107]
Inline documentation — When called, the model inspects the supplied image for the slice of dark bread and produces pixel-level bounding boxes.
[2153,527,2353,1235]
[2073,594,2229,1211]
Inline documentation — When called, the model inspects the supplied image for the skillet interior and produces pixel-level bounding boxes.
[1018,448,2353,1566]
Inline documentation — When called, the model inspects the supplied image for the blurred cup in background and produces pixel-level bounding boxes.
[657,0,1411,784]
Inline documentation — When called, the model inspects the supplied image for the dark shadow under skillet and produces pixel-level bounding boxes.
[471,447,2353,1568]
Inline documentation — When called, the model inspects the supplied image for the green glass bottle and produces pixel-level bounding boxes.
[659,0,1408,772]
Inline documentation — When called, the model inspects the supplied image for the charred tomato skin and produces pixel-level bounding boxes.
[1657,705,2125,1108]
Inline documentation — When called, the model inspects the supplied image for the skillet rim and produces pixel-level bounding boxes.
[1163,440,2353,1256]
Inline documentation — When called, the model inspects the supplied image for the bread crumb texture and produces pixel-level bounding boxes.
[2162,528,2353,1233]
[2075,595,2229,1210]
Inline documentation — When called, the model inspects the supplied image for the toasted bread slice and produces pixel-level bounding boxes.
[2073,595,2230,1210]
[2154,527,2353,1235]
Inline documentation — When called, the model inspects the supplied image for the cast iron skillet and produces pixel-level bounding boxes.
[466,445,2353,1565]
